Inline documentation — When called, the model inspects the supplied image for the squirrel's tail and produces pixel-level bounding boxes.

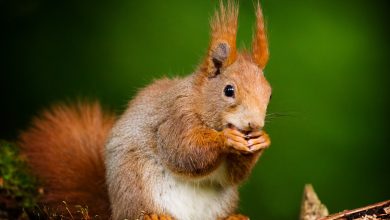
[18,101,116,218]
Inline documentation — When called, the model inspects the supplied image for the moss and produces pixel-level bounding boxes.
[0,140,38,209]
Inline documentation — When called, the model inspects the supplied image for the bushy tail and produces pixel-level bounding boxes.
[18,101,116,218]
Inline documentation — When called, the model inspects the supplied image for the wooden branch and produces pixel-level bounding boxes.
[300,184,390,220]
[320,200,390,220]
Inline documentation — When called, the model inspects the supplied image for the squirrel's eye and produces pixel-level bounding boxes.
[224,85,235,98]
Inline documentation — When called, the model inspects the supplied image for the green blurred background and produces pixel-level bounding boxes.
[1,0,389,219]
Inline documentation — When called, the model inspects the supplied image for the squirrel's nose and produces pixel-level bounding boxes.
[247,121,263,131]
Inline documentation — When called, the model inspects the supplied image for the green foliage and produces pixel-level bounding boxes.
[0,140,38,208]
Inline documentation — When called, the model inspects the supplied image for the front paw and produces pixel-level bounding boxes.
[246,130,271,152]
[222,127,251,154]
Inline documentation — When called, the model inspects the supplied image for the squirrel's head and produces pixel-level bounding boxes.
[196,1,271,132]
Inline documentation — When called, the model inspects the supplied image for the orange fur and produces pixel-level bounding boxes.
[210,1,238,66]
[18,102,115,218]
[199,1,239,79]
[143,214,173,220]
[157,114,226,177]
[222,214,250,220]
[252,2,269,69]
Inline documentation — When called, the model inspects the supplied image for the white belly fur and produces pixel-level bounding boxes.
[152,162,236,220]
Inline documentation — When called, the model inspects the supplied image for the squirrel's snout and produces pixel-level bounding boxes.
[225,109,266,132]
[247,122,263,131]
[228,119,264,133]
[243,119,264,132]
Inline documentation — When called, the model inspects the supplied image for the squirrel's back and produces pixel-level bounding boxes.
[18,102,115,218]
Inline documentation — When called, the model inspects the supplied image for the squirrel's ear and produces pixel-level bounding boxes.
[252,2,269,69]
[200,1,238,78]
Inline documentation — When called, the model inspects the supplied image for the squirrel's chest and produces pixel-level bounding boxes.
[151,163,237,220]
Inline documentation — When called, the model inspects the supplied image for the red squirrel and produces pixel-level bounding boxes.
[19,1,271,219]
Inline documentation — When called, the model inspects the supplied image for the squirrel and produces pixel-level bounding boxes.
[18,1,272,220]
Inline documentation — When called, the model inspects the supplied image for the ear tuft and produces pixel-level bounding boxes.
[199,1,238,78]
[252,2,269,69]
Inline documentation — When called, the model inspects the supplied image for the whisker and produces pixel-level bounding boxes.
[265,111,298,122]
[266,112,296,117]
